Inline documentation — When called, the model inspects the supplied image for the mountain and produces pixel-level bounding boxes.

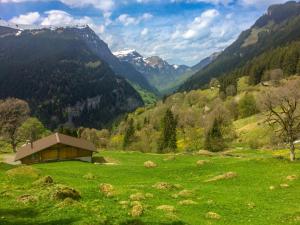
[180,1,300,91]
[0,24,144,129]
[114,49,190,93]
[191,52,220,72]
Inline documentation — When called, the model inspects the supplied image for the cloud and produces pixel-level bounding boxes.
[141,28,149,36]
[182,9,219,39]
[117,13,153,26]
[9,12,41,25]
[60,0,114,12]
[240,0,287,7]
[41,10,105,33]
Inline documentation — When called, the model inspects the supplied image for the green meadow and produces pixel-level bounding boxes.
[0,150,300,225]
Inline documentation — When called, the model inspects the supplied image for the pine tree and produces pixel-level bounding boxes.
[297,59,300,74]
[123,118,135,149]
[158,109,177,153]
[204,118,226,152]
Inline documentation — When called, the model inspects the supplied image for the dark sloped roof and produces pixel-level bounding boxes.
[15,133,97,161]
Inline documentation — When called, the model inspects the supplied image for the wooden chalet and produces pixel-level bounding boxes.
[15,133,97,164]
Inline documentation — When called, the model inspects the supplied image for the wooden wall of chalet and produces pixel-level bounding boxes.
[20,144,92,164]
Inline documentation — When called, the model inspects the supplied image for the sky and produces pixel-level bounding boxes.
[0,0,289,66]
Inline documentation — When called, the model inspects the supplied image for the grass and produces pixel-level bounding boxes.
[0,150,300,224]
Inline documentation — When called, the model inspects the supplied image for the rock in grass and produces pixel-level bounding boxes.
[6,166,40,179]
[131,203,143,217]
[205,212,221,220]
[53,185,81,200]
[130,192,145,201]
[178,199,197,205]
[205,172,237,182]
[156,205,175,213]
[144,161,157,168]
[32,176,53,186]
[99,183,115,197]
[17,194,37,204]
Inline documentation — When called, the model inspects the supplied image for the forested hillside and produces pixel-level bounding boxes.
[0,26,143,129]
[180,1,300,91]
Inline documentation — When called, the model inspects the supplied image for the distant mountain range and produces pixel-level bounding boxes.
[0,24,144,129]
[114,49,190,93]
[180,1,300,91]
[114,49,219,94]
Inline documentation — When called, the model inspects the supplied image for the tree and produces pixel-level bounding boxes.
[297,59,300,74]
[123,118,135,149]
[204,118,225,152]
[263,80,300,161]
[238,94,258,118]
[204,99,234,152]
[17,117,50,144]
[0,98,30,152]
[158,109,177,153]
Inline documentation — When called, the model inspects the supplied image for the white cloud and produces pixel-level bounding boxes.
[9,12,41,25]
[117,13,153,26]
[60,0,114,12]
[240,0,287,7]
[141,28,149,36]
[182,9,219,39]
[40,10,105,33]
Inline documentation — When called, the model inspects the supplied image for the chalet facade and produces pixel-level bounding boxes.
[15,133,97,164]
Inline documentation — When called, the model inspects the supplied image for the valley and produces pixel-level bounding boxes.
[0,1,300,225]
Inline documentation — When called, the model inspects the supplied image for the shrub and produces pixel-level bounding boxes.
[238,94,258,118]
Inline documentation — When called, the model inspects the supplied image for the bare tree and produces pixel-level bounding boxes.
[0,98,30,152]
[262,80,300,161]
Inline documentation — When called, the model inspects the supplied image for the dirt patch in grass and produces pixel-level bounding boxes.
[130,193,146,201]
[83,172,96,180]
[99,183,115,197]
[53,185,81,200]
[286,175,297,181]
[131,203,143,217]
[163,155,176,161]
[32,176,54,186]
[156,205,175,213]
[197,150,216,157]
[205,172,237,182]
[17,194,38,204]
[56,197,78,208]
[144,161,157,168]
[172,189,193,198]
[196,160,209,166]
[280,183,289,188]
[93,156,120,165]
[152,182,179,191]
[205,212,221,220]
[178,199,197,205]
[6,166,40,179]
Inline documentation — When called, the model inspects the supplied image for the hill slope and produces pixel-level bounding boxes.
[0,26,143,129]
[180,1,300,91]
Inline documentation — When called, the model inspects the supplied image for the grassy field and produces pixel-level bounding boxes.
[0,150,300,225]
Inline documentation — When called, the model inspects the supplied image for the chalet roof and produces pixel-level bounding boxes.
[15,133,97,161]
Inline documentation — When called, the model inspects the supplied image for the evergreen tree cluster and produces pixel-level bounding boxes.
[158,109,178,153]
